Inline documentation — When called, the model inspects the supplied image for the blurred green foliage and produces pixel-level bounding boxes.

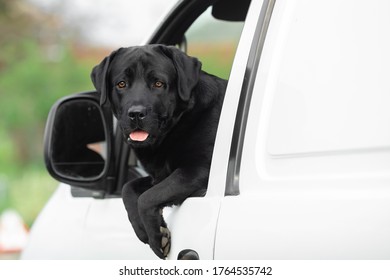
[0,39,92,225]
[0,40,95,225]
[0,0,96,226]
[0,169,57,227]
[0,41,94,164]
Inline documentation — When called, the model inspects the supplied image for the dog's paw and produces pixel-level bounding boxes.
[160,226,171,258]
[149,226,171,259]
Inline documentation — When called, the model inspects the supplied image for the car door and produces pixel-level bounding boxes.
[214,0,390,259]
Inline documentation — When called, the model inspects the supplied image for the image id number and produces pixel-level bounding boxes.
[212,266,272,276]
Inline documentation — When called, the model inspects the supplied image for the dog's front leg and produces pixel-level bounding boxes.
[122,176,153,244]
[137,167,208,259]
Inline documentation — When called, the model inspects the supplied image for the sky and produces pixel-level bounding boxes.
[28,0,179,48]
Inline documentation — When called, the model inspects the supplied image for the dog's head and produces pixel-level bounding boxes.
[91,45,201,148]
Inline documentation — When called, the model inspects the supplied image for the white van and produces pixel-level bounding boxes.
[22,0,390,260]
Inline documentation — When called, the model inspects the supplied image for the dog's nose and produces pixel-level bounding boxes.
[127,105,147,121]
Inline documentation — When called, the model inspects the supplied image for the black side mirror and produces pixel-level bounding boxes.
[212,0,251,21]
[44,91,115,194]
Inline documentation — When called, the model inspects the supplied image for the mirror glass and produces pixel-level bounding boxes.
[50,99,107,179]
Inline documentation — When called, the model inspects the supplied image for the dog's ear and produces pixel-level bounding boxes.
[156,45,202,102]
[91,49,121,105]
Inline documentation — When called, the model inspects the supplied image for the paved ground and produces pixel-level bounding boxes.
[0,253,20,260]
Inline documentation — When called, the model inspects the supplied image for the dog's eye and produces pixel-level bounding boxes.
[117,81,127,89]
[153,81,165,88]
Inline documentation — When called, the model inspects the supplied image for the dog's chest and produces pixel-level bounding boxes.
[136,149,175,184]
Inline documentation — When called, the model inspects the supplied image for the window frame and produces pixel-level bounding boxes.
[225,0,276,196]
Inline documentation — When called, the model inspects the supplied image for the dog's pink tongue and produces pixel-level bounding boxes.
[129,130,149,142]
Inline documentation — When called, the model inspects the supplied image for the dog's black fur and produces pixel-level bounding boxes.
[91,44,226,259]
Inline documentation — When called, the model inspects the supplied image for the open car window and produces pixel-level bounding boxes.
[185,7,244,80]
[123,1,249,194]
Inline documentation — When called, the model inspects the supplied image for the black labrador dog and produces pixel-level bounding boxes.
[91,44,226,259]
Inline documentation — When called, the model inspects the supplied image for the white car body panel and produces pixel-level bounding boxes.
[22,184,156,259]
[215,0,390,259]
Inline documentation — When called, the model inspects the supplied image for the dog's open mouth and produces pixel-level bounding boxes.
[129,130,149,142]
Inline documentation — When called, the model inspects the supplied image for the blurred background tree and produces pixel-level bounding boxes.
[0,0,94,168]
[0,0,98,225]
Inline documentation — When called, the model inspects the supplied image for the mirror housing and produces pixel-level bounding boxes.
[44,91,116,195]
[212,0,251,21]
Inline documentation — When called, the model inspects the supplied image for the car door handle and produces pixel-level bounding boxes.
[177,249,200,260]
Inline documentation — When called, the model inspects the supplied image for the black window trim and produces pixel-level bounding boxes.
[225,0,276,196]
